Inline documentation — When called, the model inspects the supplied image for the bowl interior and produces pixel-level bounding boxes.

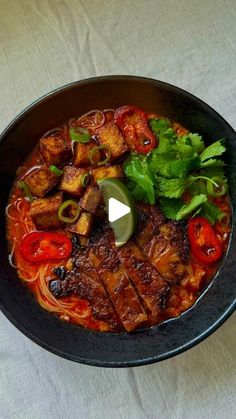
[0,76,235,366]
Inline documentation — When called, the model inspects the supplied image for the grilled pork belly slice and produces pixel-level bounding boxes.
[49,266,120,330]
[88,224,147,332]
[135,204,191,283]
[117,241,169,321]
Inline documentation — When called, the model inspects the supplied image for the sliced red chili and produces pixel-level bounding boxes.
[114,105,157,154]
[188,216,222,265]
[21,231,72,263]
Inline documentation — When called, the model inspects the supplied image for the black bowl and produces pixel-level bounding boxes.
[0,76,235,367]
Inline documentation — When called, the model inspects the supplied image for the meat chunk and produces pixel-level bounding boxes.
[67,212,93,236]
[96,122,129,161]
[39,135,72,167]
[30,192,63,229]
[23,165,58,197]
[88,224,147,331]
[49,267,120,330]
[79,186,102,214]
[92,165,123,183]
[59,165,88,197]
[73,140,101,167]
[117,241,169,321]
[72,239,104,282]
[135,204,191,283]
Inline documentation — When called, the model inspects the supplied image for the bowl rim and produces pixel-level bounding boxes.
[0,75,235,367]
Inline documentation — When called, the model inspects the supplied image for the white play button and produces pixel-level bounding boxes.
[108,197,131,223]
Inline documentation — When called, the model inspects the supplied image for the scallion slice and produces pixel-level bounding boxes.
[81,172,90,187]
[217,212,230,227]
[89,145,111,166]
[49,165,63,176]
[69,127,91,143]
[207,176,227,197]
[58,200,80,224]
[18,181,33,202]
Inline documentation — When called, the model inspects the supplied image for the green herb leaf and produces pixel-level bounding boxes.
[200,166,227,181]
[174,139,193,158]
[200,140,226,162]
[149,118,171,134]
[123,123,227,219]
[199,201,222,225]
[176,194,207,220]
[124,154,155,204]
[126,180,150,204]
[188,179,207,196]
[150,154,200,178]
[200,158,225,168]
[156,177,187,198]
[188,133,205,154]
[149,136,174,155]
[159,197,184,220]
[175,133,205,157]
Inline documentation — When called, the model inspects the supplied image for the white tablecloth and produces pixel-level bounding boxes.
[0,1,235,418]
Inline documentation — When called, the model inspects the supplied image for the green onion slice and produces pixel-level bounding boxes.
[217,212,230,227]
[207,176,227,197]
[58,200,81,224]
[49,165,63,176]
[89,145,111,166]
[69,127,91,143]
[18,181,33,202]
[81,172,90,187]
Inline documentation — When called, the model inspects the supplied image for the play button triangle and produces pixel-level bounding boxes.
[108,197,131,222]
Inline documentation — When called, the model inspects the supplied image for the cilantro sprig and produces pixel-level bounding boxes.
[123,117,228,222]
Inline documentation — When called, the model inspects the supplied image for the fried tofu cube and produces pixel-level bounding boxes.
[96,122,129,161]
[92,165,123,183]
[39,136,72,167]
[59,166,88,197]
[73,140,101,167]
[30,192,63,229]
[79,186,102,214]
[24,165,58,198]
[67,212,93,236]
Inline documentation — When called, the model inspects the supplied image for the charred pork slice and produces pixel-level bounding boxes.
[117,241,169,321]
[88,224,148,332]
[135,204,191,283]
[50,242,120,330]
[49,267,120,331]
